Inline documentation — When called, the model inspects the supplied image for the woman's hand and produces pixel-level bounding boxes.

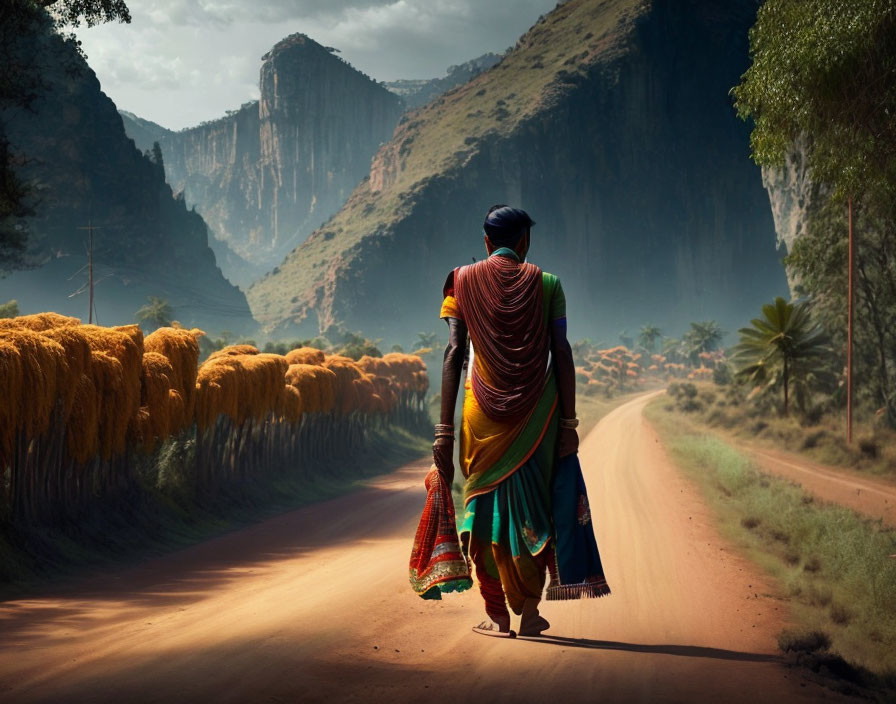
[432,436,455,483]
[557,426,579,458]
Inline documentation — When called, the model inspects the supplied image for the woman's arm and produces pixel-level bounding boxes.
[551,317,579,457]
[433,317,468,481]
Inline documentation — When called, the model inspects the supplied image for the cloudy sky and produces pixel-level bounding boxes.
[75,0,557,130]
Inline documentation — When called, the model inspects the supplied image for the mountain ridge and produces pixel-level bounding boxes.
[120,33,404,288]
[249,0,785,343]
[0,12,254,333]
[249,0,648,336]
[384,53,503,109]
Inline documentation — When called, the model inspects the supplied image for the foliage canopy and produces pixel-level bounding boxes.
[733,297,834,415]
[136,296,174,331]
[732,0,896,198]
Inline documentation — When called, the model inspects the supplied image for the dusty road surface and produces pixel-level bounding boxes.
[0,393,847,703]
[745,446,896,528]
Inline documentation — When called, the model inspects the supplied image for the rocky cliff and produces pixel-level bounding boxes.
[248,0,788,343]
[760,138,821,292]
[121,35,405,288]
[0,14,254,334]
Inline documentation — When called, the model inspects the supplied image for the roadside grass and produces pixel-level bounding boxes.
[647,399,896,691]
[666,381,896,478]
[0,426,429,599]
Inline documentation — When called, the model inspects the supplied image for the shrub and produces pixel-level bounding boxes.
[803,556,822,573]
[802,429,828,449]
[713,362,734,386]
[858,437,879,458]
[830,603,853,626]
[700,390,717,406]
[778,629,831,654]
[741,516,761,529]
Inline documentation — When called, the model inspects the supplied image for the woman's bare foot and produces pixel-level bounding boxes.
[519,598,550,637]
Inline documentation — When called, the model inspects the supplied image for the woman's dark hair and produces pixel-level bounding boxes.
[483,204,535,248]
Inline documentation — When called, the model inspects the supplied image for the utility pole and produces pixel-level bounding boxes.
[87,221,93,324]
[847,196,854,444]
[74,221,102,324]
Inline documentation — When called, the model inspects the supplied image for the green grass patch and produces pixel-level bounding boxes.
[665,381,896,478]
[0,426,429,599]
[648,399,896,688]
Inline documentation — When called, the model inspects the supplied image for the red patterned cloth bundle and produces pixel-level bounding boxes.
[409,466,473,599]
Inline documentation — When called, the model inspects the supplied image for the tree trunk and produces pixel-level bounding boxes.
[857,259,893,426]
[783,356,789,416]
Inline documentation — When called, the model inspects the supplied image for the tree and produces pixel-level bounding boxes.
[571,339,594,360]
[0,299,20,318]
[147,141,164,179]
[0,133,33,276]
[683,321,724,364]
[662,337,686,364]
[135,296,173,331]
[638,325,662,354]
[416,331,440,350]
[732,297,835,416]
[338,330,382,360]
[39,0,131,28]
[733,0,896,427]
[0,0,131,274]
[788,194,896,425]
[732,0,896,199]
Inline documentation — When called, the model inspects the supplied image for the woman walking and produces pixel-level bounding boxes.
[430,205,610,637]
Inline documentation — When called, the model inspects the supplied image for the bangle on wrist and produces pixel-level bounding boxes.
[559,417,579,429]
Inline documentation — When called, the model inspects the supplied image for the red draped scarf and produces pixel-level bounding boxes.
[454,254,549,422]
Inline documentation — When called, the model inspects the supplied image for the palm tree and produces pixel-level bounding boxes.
[416,331,440,350]
[683,321,724,364]
[662,336,682,362]
[638,324,663,353]
[732,297,834,415]
[135,296,173,331]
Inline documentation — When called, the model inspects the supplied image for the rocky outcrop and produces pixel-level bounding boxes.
[760,138,820,292]
[249,0,788,343]
[0,14,254,334]
[121,35,404,288]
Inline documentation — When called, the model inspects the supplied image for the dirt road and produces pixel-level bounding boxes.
[0,393,845,703]
[746,447,896,527]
